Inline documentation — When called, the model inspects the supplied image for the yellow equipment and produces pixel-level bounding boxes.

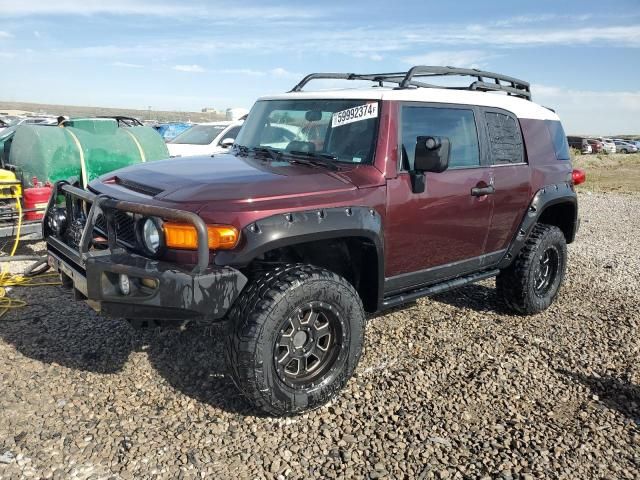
[0,168,21,200]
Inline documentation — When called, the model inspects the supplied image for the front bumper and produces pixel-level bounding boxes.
[44,182,247,321]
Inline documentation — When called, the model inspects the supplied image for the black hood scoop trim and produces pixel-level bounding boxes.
[114,176,164,197]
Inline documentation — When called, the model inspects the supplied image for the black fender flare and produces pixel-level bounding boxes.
[214,206,385,307]
[499,183,578,269]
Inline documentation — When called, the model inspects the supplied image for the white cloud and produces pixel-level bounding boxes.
[0,52,16,59]
[33,30,41,38]
[400,25,640,48]
[0,31,12,38]
[0,0,326,21]
[352,52,384,61]
[173,64,205,73]
[217,67,301,79]
[269,67,301,79]
[490,14,593,27]
[534,84,640,135]
[111,61,143,68]
[220,68,265,77]
[402,50,496,69]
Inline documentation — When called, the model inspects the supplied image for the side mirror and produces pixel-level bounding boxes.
[414,136,450,173]
[220,137,235,148]
[409,136,450,194]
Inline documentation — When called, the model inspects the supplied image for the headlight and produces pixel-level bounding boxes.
[47,207,67,236]
[138,217,163,255]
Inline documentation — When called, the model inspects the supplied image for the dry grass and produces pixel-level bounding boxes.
[573,152,640,193]
[0,100,226,123]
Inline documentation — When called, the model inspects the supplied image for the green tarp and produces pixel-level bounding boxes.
[8,119,169,187]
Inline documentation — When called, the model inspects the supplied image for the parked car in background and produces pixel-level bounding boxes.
[613,140,639,154]
[6,116,58,128]
[167,120,244,157]
[567,136,592,154]
[595,137,616,154]
[586,139,603,154]
[153,122,193,142]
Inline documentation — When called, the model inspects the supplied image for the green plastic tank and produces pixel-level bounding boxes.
[9,119,169,187]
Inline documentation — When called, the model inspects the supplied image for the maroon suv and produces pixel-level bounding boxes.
[44,67,581,415]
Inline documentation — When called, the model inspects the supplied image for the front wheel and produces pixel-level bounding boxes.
[497,224,567,315]
[225,264,365,416]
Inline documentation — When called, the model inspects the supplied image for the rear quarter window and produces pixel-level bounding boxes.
[546,120,571,160]
[484,111,524,164]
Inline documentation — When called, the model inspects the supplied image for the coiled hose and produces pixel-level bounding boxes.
[0,201,60,318]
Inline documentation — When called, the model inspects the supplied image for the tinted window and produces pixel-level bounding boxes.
[484,112,524,164]
[169,125,226,145]
[401,106,479,170]
[219,126,241,145]
[545,120,570,160]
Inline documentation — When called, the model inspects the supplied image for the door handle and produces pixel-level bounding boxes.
[471,184,495,197]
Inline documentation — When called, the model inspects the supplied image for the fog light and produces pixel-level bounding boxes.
[118,274,131,295]
[141,278,158,289]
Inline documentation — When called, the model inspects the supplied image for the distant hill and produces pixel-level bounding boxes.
[0,100,226,123]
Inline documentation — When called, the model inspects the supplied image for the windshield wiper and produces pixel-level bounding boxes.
[250,146,282,161]
[286,151,339,170]
[232,144,249,156]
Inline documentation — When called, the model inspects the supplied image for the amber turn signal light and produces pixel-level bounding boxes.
[163,223,239,250]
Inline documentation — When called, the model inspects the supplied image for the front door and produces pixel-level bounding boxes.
[384,104,493,294]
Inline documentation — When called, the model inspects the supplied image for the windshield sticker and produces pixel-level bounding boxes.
[332,103,378,128]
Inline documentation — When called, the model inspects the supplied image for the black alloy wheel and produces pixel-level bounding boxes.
[225,264,365,416]
[497,223,567,315]
[533,247,560,297]
[274,301,345,388]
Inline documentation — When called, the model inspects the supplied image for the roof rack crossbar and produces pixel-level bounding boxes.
[399,66,531,100]
[289,66,531,100]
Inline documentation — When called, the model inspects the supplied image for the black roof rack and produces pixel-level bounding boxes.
[289,66,532,101]
[96,115,144,127]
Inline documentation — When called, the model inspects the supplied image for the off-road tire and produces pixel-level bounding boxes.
[225,264,365,416]
[497,224,567,315]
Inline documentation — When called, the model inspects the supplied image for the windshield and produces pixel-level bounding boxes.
[234,99,380,164]
[169,124,226,145]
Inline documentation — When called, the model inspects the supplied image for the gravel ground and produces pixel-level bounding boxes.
[0,191,639,479]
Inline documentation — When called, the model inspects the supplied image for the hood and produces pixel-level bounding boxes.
[167,143,224,157]
[99,153,358,204]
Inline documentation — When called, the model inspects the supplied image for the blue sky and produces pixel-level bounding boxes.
[1,0,639,134]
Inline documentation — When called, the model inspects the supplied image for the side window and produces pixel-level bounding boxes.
[401,106,480,170]
[484,111,524,164]
[545,120,570,160]
[219,126,241,145]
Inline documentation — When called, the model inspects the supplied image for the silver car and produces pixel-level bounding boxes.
[613,140,639,154]
[596,137,617,154]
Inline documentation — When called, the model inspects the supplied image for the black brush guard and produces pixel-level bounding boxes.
[43,181,247,322]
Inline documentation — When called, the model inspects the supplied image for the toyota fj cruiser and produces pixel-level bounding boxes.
[44,66,582,416]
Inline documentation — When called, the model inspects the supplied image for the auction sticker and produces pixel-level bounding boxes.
[332,103,378,128]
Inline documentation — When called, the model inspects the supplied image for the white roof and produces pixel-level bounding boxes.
[260,87,559,122]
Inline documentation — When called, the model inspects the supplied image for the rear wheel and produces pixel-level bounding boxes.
[497,224,567,315]
[225,264,365,416]
[621,148,628,154]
